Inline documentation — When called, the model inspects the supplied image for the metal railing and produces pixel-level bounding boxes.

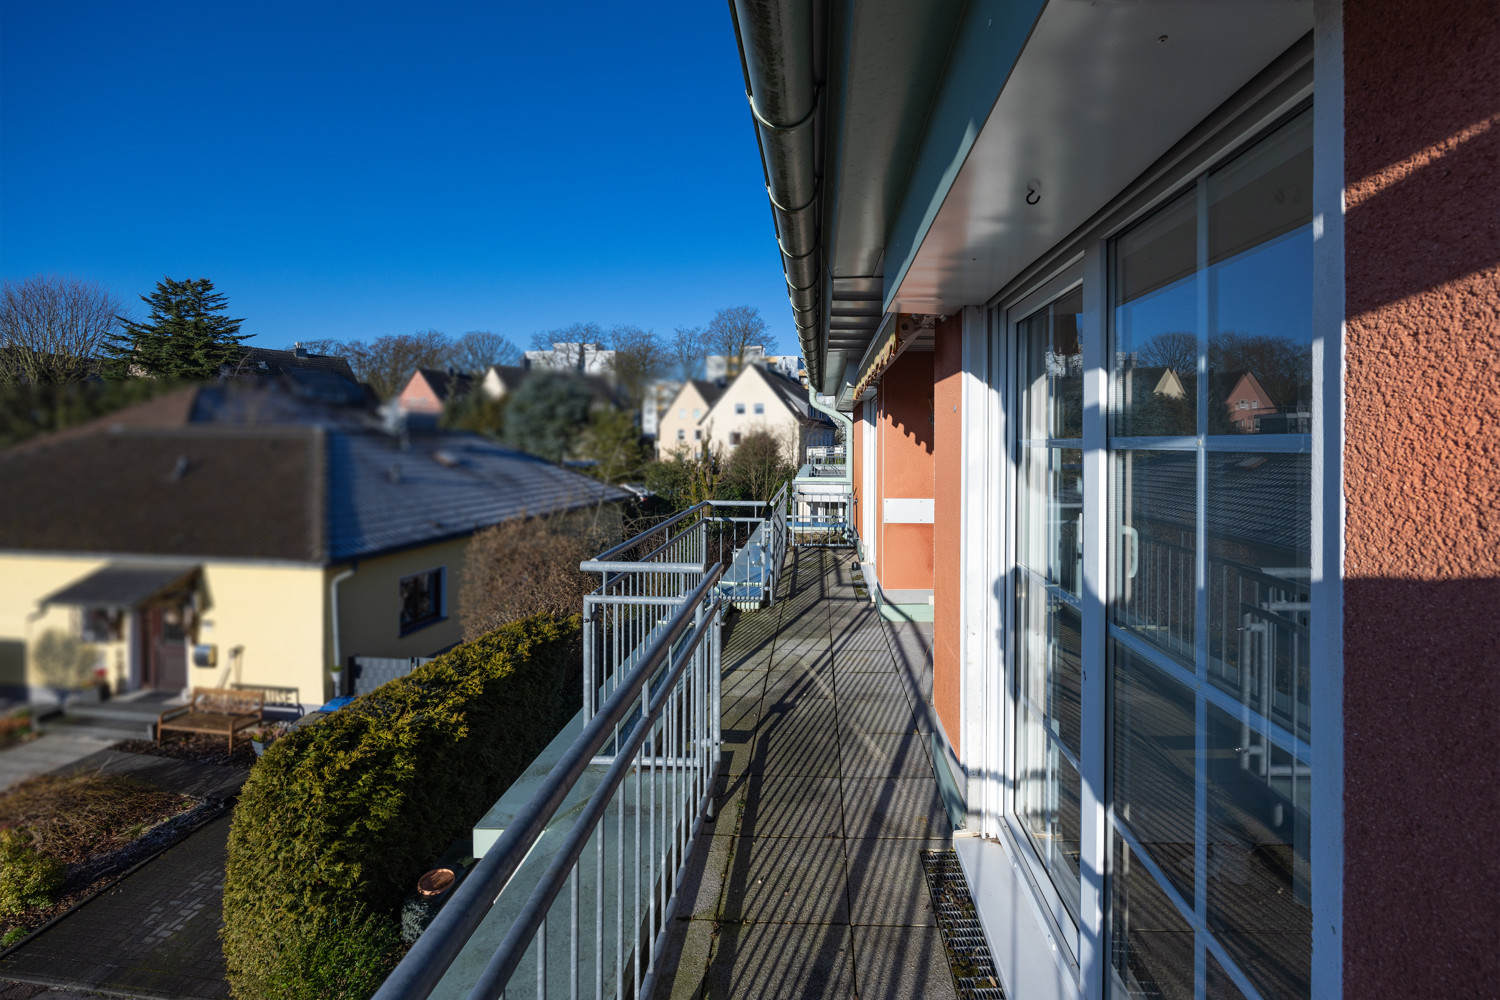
[790,484,853,547]
[375,492,791,1000]
[580,488,787,721]
[803,444,847,477]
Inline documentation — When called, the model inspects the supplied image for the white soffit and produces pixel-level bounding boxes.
[889,0,1313,313]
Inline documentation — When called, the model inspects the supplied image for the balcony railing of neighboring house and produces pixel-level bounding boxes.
[803,443,847,477]
[374,497,791,1000]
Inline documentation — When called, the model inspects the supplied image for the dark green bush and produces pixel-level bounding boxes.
[222,614,583,1000]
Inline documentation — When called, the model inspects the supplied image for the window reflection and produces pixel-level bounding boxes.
[1207,705,1311,1000]
[1111,838,1194,1000]
[1112,450,1197,664]
[1107,105,1314,1000]
[1206,453,1311,741]
[1112,643,1195,902]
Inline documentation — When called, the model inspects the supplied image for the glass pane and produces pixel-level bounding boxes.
[1207,112,1314,435]
[1111,836,1194,1000]
[1206,954,1250,1000]
[1019,574,1082,756]
[1018,707,1082,922]
[1206,704,1311,1000]
[1112,189,1198,438]
[1018,447,1083,596]
[1206,452,1311,740]
[1111,450,1196,664]
[1020,288,1085,441]
[1112,642,1195,902]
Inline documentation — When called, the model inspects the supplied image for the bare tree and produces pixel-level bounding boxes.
[342,330,452,399]
[450,330,521,374]
[0,274,124,384]
[608,325,665,407]
[670,325,707,381]
[1135,331,1198,374]
[528,322,607,372]
[706,306,773,377]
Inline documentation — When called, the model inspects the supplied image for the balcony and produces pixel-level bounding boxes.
[649,547,958,999]
[378,509,969,1000]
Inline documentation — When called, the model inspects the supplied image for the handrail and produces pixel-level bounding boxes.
[467,594,719,999]
[371,566,724,1000]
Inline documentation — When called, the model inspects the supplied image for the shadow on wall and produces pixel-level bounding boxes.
[1342,575,1500,999]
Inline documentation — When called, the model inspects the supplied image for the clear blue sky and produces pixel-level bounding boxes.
[0,1,790,354]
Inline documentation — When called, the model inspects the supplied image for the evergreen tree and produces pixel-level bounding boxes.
[101,277,248,379]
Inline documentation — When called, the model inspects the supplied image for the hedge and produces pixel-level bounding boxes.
[222,613,583,1000]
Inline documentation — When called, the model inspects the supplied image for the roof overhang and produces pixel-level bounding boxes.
[41,563,201,609]
[736,0,1312,398]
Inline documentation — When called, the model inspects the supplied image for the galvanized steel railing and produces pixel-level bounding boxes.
[374,490,791,1000]
[790,484,853,547]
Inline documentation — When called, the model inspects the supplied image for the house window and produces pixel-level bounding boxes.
[694,429,702,441]
[1107,107,1313,1000]
[677,428,685,441]
[679,408,687,419]
[399,568,445,633]
[992,105,1315,1000]
[80,607,124,643]
[693,408,701,418]
[754,402,764,415]
[729,432,741,446]
[735,403,746,415]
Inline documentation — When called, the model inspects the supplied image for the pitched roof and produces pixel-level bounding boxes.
[414,367,474,402]
[0,424,628,564]
[690,379,727,409]
[485,365,527,392]
[233,346,358,382]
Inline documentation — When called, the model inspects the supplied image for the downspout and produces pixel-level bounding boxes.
[329,566,356,690]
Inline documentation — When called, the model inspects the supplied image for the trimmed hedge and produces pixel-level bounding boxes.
[222,614,583,1000]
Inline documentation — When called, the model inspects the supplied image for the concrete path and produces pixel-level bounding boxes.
[0,815,233,1000]
[653,547,959,1000]
[49,751,246,802]
[0,735,116,793]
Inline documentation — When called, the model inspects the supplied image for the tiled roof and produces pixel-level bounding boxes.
[0,424,628,564]
[414,367,474,401]
[325,431,626,562]
[690,379,727,409]
[235,346,358,382]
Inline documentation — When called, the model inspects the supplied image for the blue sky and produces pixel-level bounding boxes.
[0,1,789,353]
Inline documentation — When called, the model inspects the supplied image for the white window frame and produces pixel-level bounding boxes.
[957,58,1327,1000]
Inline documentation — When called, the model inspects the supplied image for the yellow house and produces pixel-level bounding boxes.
[0,422,624,713]
[653,379,726,461]
[699,364,834,465]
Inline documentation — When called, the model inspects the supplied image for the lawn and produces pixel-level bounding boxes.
[0,771,196,946]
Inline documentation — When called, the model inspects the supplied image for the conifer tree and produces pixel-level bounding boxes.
[101,277,248,379]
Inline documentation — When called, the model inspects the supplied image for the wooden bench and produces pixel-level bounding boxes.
[157,687,265,751]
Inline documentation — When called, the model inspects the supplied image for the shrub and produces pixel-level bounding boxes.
[0,829,65,917]
[459,511,614,641]
[222,613,583,1000]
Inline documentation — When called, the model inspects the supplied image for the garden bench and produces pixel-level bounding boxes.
[157,687,265,751]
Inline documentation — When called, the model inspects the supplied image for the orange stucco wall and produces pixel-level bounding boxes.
[932,315,963,752]
[852,400,864,549]
[876,350,934,593]
[1342,0,1500,994]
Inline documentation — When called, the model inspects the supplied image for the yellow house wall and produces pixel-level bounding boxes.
[0,553,326,706]
[329,536,471,675]
[702,368,805,465]
[655,382,715,461]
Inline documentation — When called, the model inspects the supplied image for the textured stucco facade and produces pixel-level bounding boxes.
[1341,0,1500,994]
[932,315,964,752]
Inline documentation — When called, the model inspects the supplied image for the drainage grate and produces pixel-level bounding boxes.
[921,849,1006,1000]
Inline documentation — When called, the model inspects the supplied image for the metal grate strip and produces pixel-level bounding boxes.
[921,849,1006,1000]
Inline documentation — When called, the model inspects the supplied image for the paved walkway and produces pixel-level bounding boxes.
[0,815,232,1000]
[653,548,958,1000]
[0,735,116,793]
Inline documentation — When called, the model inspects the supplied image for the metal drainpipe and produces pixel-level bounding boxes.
[329,566,356,692]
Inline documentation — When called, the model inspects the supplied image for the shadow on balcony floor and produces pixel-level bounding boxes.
[652,547,959,1000]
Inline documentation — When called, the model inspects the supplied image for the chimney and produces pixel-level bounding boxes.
[294,342,308,359]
